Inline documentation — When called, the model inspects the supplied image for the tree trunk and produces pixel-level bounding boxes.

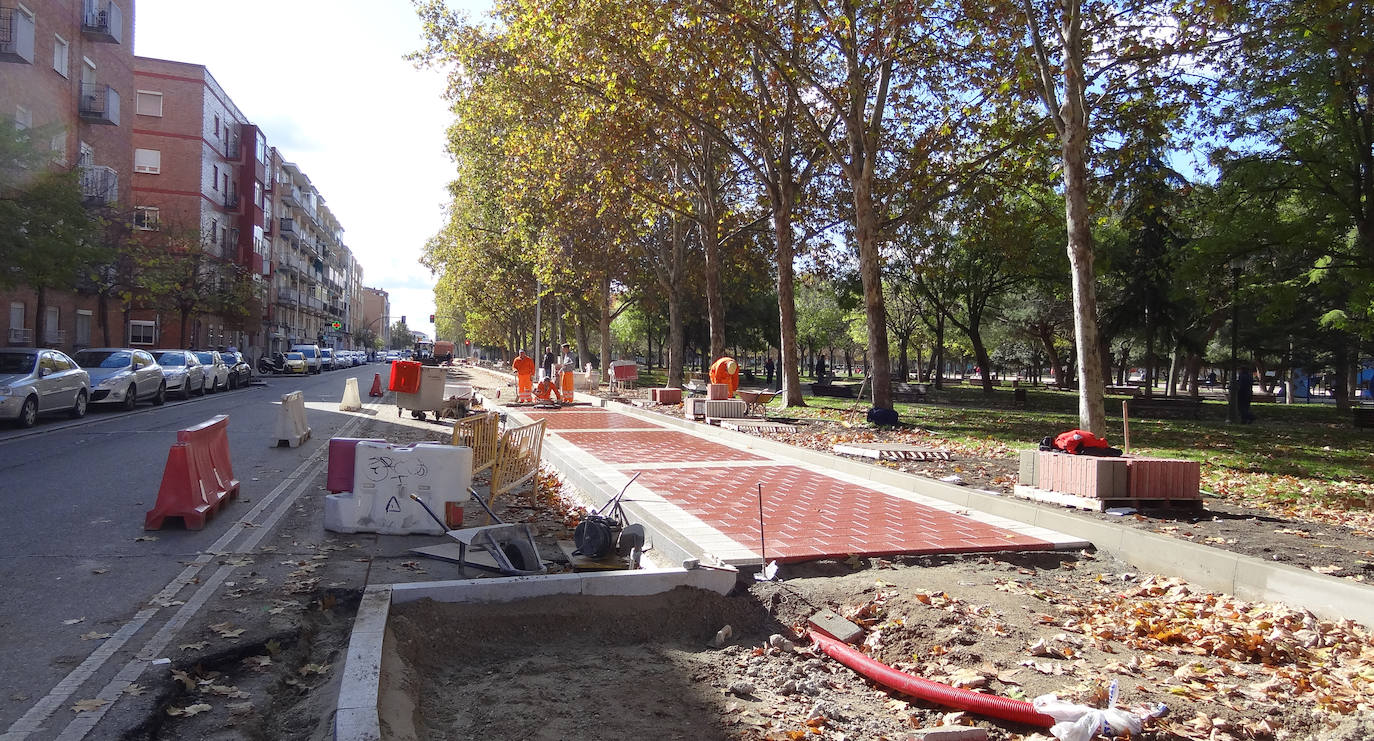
[598,273,612,378]
[697,139,726,361]
[972,335,994,394]
[34,287,48,349]
[1036,324,1064,388]
[933,314,945,390]
[853,172,892,409]
[773,184,805,407]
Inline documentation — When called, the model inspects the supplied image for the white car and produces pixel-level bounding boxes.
[154,350,206,399]
[291,344,323,374]
[0,348,91,427]
[193,350,230,393]
[74,348,166,410]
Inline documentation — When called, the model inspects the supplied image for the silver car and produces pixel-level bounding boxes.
[0,348,92,427]
[74,348,166,410]
[154,350,206,399]
[193,350,230,393]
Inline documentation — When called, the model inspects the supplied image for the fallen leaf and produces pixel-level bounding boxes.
[80,631,112,641]
[180,642,207,652]
[71,698,109,712]
[134,536,158,542]
[123,683,147,696]
[63,617,86,626]
[298,663,331,677]
[166,703,212,717]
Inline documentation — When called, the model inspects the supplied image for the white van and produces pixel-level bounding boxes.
[291,344,323,374]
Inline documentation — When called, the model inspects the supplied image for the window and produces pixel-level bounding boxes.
[254,182,262,208]
[53,34,69,77]
[75,310,91,347]
[135,90,162,116]
[133,148,160,174]
[50,352,74,372]
[15,106,32,130]
[212,165,218,190]
[128,321,156,345]
[50,130,66,164]
[133,206,159,230]
[213,115,220,137]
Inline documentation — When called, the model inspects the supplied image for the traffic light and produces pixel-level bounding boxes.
[464,339,471,347]
[400,315,406,324]
[429,314,436,323]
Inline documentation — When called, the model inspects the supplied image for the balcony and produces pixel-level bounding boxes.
[42,328,67,346]
[79,83,120,126]
[7,327,33,346]
[223,192,240,211]
[226,137,241,161]
[81,0,122,44]
[279,217,295,234]
[1,7,36,63]
[281,186,301,209]
[79,165,118,206]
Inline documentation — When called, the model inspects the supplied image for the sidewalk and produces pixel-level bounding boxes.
[510,405,1085,564]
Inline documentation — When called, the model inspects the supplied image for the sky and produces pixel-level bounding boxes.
[134,0,490,341]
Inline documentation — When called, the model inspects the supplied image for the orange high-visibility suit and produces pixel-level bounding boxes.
[534,377,563,404]
[512,352,536,402]
[710,356,740,396]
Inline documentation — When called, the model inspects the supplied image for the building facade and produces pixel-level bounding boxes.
[360,286,390,354]
[128,56,268,350]
[265,151,359,354]
[2,0,135,352]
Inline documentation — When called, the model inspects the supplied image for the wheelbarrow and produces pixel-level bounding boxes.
[736,389,778,417]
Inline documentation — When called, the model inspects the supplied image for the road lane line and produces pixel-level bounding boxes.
[3,401,375,740]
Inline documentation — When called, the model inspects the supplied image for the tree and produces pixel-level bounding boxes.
[389,319,412,351]
[1011,0,1221,431]
[0,120,106,346]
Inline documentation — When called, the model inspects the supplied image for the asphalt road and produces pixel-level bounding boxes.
[0,363,391,740]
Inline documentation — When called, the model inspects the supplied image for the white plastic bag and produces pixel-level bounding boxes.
[1032,680,1161,741]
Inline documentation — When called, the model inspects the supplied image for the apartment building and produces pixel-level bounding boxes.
[265,150,359,354]
[128,56,268,350]
[360,286,390,353]
[1,0,134,351]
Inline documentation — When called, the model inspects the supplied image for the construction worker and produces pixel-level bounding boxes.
[556,342,577,402]
[512,349,535,402]
[533,376,563,404]
[710,356,740,396]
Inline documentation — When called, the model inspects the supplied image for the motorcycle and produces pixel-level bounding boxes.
[258,352,287,375]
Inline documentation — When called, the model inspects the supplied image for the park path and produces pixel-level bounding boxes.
[518,407,1083,564]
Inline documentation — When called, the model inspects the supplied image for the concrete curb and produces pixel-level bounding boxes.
[571,397,1374,627]
[333,566,738,741]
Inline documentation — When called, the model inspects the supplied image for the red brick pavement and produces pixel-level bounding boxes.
[528,406,1054,561]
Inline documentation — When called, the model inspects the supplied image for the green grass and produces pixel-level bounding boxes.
[771,384,1373,509]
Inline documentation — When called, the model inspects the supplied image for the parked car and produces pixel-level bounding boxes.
[320,348,335,371]
[0,348,91,427]
[221,351,252,389]
[384,351,400,363]
[74,348,166,410]
[194,351,230,393]
[283,351,308,375]
[291,344,323,374]
[153,350,206,399]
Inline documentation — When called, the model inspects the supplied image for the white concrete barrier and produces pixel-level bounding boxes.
[325,442,473,535]
[340,377,363,412]
[272,390,311,448]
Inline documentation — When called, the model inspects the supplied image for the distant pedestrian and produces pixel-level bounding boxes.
[1237,367,1256,423]
[815,355,826,380]
[541,345,555,382]
[764,357,775,388]
[1206,371,1217,389]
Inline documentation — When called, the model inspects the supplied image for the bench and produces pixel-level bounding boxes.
[1127,396,1203,419]
[1105,385,1142,396]
[810,383,855,398]
[892,382,928,403]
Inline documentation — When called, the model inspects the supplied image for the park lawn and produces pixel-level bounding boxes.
[778,384,1372,513]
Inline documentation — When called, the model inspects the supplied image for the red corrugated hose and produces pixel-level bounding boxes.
[809,630,1056,728]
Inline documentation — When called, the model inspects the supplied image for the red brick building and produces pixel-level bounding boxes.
[2,0,135,352]
[128,56,268,350]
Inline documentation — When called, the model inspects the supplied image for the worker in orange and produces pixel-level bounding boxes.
[533,376,563,404]
[709,356,740,396]
[556,342,577,402]
[512,349,535,402]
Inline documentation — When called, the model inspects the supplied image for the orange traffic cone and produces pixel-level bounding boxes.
[368,373,384,397]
